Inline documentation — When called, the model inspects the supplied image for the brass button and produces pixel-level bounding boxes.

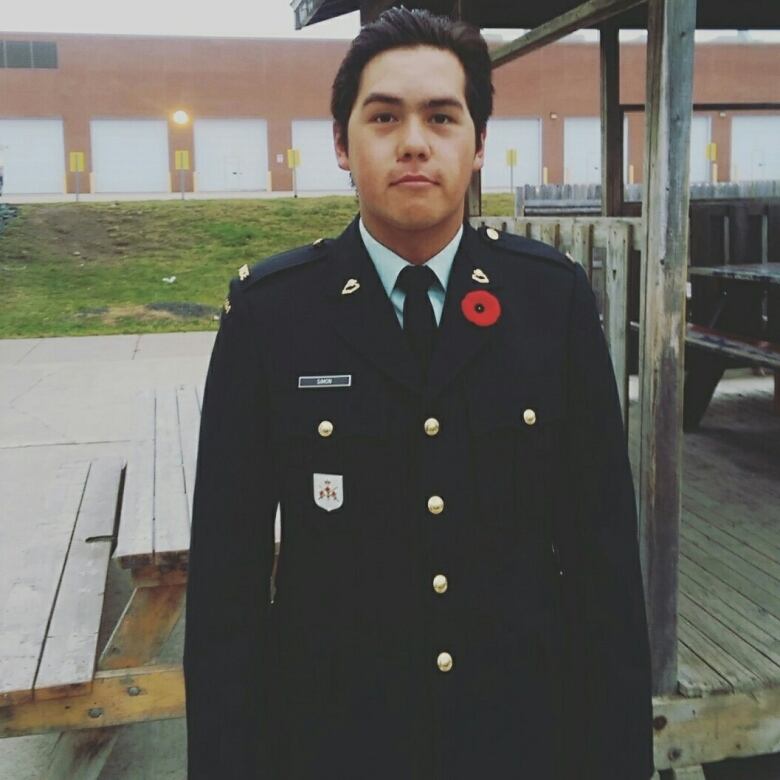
[437,651,453,672]
[318,420,334,437]
[424,417,440,437]
[486,227,500,241]
[523,408,537,426]
[427,495,444,515]
[432,574,448,594]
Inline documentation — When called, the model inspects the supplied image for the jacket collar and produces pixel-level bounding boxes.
[327,215,503,399]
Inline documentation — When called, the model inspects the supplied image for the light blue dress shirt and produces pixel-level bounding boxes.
[359,217,462,328]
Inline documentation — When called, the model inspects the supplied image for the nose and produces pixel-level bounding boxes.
[397,116,431,160]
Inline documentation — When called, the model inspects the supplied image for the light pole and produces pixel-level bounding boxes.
[172,110,191,200]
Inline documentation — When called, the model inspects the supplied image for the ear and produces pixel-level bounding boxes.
[472,127,487,172]
[333,121,351,172]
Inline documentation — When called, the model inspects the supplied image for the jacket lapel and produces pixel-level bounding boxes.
[427,223,504,400]
[327,217,421,395]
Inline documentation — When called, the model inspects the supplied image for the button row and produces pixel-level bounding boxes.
[314,409,536,439]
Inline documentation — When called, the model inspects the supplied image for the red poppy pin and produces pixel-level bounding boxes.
[461,289,501,327]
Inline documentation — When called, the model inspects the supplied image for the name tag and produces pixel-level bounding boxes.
[298,374,352,389]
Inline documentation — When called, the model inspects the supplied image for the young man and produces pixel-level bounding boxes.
[184,8,654,779]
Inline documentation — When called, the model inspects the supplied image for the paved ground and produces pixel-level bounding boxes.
[0,332,212,779]
[0,332,777,778]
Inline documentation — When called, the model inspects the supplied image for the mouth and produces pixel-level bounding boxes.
[392,175,437,186]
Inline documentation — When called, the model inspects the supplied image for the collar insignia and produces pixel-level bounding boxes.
[341,278,361,295]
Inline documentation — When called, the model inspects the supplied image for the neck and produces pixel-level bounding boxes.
[361,212,462,265]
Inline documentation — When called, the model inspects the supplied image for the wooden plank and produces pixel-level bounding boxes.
[600,24,623,218]
[676,638,733,697]
[686,324,780,370]
[571,221,594,278]
[490,0,645,66]
[0,664,184,737]
[605,222,630,425]
[679,572,780,672]
[153,388,191,564]
[35,458,124,700]
[539,221,559,249]
[0,461,89,706]
[98,584,185,670]
[671,768,706,780]
[637,0,696,696]
[653,684,780,770]
[113,390,155,568]
[680,555,780,639]
[683,488,780,556]
[676,616,762,692]
[175,384,201,526]
[678,593,780,687]
[684,511,780,583]
[680,534,780,620]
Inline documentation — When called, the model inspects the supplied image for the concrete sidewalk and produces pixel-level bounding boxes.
[0,331,215,780]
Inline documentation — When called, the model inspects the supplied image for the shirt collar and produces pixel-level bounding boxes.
[359,216,461,298]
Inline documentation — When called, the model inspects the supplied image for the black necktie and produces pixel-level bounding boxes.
[397,264,438,381]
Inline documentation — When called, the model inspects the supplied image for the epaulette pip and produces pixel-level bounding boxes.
[477,225,574,271]
[236,237,332,292]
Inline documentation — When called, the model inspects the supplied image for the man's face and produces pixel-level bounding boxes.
[334,45,485,241]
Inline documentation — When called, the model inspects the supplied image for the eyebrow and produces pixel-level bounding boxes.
[361,92,465,111]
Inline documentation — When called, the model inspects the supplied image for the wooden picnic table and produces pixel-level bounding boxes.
[684,262,780,427]
[688,262,780,286]
[0,384,204,779]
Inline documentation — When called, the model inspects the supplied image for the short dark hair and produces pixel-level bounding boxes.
[331,7,494,153]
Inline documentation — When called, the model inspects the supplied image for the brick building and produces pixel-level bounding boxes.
[0,32,778,195]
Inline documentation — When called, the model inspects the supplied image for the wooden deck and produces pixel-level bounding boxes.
[629,372,780,770]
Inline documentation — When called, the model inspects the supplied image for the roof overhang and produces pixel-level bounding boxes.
[291,0,780,31]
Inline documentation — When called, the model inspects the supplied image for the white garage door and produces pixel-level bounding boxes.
[563,117,631,185]
[291,120,352,192]
[731,116,780,182]
[0,119,65,194]
[91,119,170,193]
[482,118,541,191]
[194,119,268,192]
[689,115,711,183]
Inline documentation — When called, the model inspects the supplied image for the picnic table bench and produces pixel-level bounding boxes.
[685,262,780,428]
[0,384,207,779]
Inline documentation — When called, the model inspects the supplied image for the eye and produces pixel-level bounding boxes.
[430,114,454,125]
[371,112,396,124]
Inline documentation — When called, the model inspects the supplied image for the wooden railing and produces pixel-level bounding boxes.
[469,215,642,426]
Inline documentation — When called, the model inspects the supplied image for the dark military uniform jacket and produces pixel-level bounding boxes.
[183,215,654,779]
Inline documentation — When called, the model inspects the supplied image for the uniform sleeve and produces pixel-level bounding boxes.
[183,281,279,778]
[564,262,655,779]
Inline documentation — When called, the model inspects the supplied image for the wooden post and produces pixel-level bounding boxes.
[637,0,696,696]
[600,23,623,217]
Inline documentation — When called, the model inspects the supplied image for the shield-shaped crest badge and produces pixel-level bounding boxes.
[313,473,343,512]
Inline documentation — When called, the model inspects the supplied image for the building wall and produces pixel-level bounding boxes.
[1,31,778,193]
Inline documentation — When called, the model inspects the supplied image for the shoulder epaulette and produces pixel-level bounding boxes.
[240,237,333,289]
[221,238,332,317]
[477,225,574,271]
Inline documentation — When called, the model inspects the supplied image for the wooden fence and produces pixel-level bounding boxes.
[515,181,780,215]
